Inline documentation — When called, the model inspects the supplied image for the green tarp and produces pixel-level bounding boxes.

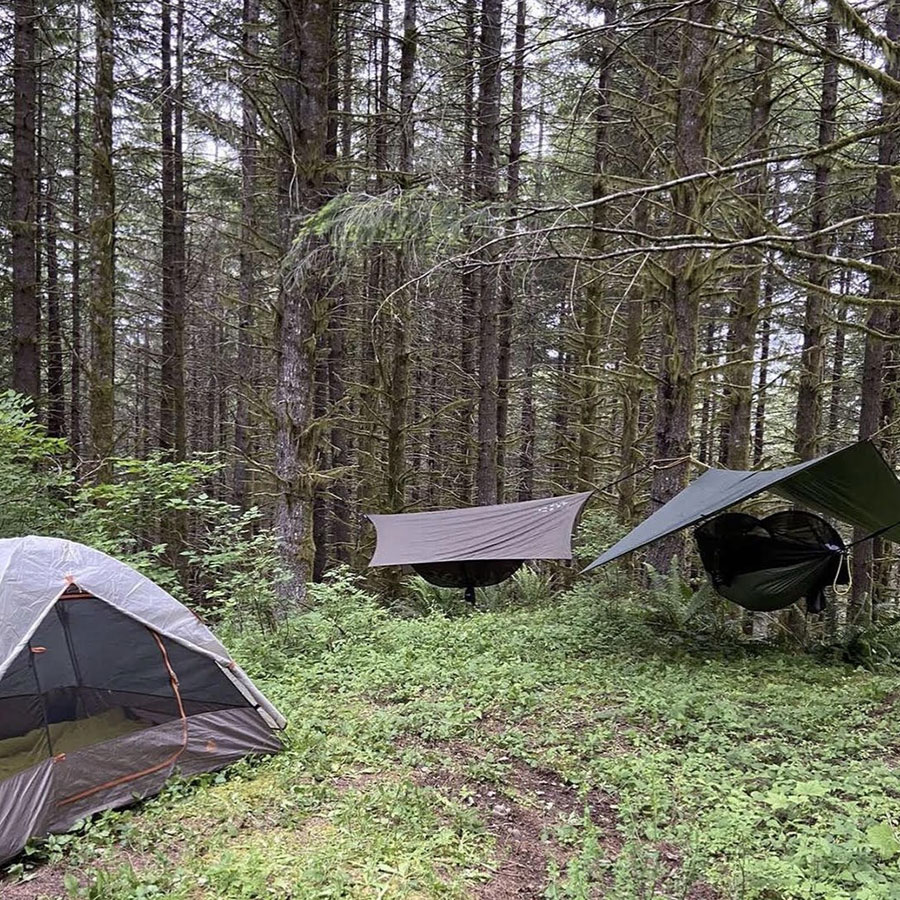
[584,440,900,573]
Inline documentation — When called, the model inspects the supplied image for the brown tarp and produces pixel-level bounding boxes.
[367,492,593,566]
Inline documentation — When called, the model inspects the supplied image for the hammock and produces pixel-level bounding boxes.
[694,510,849,612]
[584,440,900,613]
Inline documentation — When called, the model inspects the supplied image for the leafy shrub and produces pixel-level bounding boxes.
[0,393,270,609]
[222,566,388,677]
[822,616,900,671]
[495,564,555,607]
[573,506,627,565]
[641,565,740,638]
[184,505,288,632]
[397,564,555,617]
[400,574,469,616]
[0,391,71,537]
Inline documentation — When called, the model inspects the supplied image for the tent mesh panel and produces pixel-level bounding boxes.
[0,592,249,781]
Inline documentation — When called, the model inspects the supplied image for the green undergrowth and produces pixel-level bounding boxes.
[4,574,900,899]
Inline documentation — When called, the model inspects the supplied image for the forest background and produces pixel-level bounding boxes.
[2,0,900,637]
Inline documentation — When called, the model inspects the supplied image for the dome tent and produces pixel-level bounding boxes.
[0,536,284,864]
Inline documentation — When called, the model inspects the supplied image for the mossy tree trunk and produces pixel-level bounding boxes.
[850,0,900,628]
[89,0,116,482]
[273,0,334,613]
[647,0,719,574]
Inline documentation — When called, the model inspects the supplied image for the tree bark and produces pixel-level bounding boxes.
[385,0,417,512]
[577,0,616,491]
[617,26,653,525]
[617,284,643,524]
[794,15,839,462]
[328,306,350,560]
[753,293,771,466]
[647,0,718,574]
[89,0,116,480]
[699,321,715,465]
[160,0,187,460]
[458,0,477,505]
[71,0,84,457]
[233,0,259,510]
[850,0,899,627]
[517,336,536,500]
[46,173,65,438]
[552,299,572,492]
[496,0,525,501]
[722,2,773,470]
[12,0,40,407]
[473,0,502,505]
[274,0,333,611]
[827,284,847,452]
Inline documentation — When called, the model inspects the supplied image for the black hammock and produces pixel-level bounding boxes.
[693,510,849,613]
[412,560,524,603]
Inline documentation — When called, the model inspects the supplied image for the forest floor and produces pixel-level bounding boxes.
[3,587,900,900]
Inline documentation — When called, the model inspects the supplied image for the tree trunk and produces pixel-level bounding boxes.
[273,0,333,611]
[496,0,525,501]
[850,0,899,627]
[384,0,417,513]
[617,283,643,524]
[375,0,390,179]
[647,0,718,574]
[458,0,477,505]
[328,307,350,560]
[313,352,328,581]
[577,0,616,491]
[722,2,773,470]
[473,0,502,505]
[552,302,573,493]
[341,5,352,165]
[753,291,771,466]
[617,27,653,525]
[794,15,839,462]
[699,322,715,465]
[160,0,187,460]
[827,286,847,452]
[71,0,83,457]
[46,173,65,438]
[140,319,151,457]
[517,336,535,500]
[398,0,416,178]
[233,0,259,510]
[12,0,40,407]
[89,0,116,480]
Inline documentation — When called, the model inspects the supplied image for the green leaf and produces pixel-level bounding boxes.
[867,821,900,859]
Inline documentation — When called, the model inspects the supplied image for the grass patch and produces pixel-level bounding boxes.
[3,583,900,899]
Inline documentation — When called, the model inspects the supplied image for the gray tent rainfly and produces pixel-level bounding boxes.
[0,536,285,864]
[583,441,900,612]
[368,492,593,599]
